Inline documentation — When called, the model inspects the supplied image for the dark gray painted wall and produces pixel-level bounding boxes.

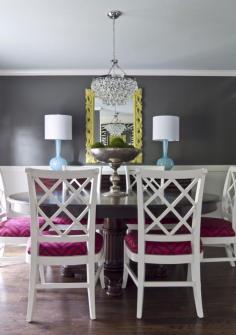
[0,76,236,165]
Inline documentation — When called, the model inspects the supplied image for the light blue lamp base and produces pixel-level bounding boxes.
[50,139,68,171]
[156,139,174,170]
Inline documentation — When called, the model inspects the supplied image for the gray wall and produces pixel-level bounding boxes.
[0,76,236,166]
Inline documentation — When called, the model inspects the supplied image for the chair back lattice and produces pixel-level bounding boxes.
[124,166,165,193]
[0,170,7,221]
[136,168,207,256]
[64,165,102,194]
[222,166,236,225]
[26,168,99,256]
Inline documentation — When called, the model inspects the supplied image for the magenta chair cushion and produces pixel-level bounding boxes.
[126,218,152,225]
[27,231,103,256]
[201,217,236,237]
[0,216,45,237]
[124,231,201,255]
[53,216,104,226]
[52,216,82,225]
[126,217,179,225]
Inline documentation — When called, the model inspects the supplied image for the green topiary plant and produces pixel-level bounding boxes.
[108,137,129,148]
[91,138,136,149]
[90,142,105,148]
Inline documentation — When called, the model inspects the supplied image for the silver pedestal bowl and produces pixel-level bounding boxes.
[91,148,140,197]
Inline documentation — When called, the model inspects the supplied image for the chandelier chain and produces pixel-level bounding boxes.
[91,9,138,106]
[113,16,116,62]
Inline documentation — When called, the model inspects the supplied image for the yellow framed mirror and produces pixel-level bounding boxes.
[85,88,143,163]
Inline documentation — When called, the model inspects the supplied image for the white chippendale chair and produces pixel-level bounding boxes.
[123,165,165,230]
[51,166,104,230]
[122,168,207,318]
[25,168,104,321]
[0,169,45,264]
[201,166,236,265]
[124,165,165,194]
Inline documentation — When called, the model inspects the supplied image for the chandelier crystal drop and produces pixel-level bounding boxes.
[91,10,138,106]
[103,108,127,136]
[103,122,126,136]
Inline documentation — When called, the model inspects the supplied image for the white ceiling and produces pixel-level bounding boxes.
[0,0,236,72]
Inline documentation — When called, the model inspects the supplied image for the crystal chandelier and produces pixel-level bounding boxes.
[91,10,138,106]
[103,107,127,136]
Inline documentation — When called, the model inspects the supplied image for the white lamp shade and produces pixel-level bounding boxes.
[45,114,72,140]
[152,115,179,141]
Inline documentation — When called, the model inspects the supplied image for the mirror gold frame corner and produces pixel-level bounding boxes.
[85,88,143,164]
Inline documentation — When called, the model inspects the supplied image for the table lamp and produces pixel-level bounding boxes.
[152,115,179,170]
[45,114,72,170]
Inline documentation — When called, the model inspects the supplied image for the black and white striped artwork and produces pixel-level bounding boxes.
[101,123,133,146]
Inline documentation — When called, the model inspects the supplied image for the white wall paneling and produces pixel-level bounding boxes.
[1,165,228,218]
[0,165,228,196]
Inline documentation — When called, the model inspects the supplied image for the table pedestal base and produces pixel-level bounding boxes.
[103,218,127,296]
[62,218,127,296]
[62,217,169,294]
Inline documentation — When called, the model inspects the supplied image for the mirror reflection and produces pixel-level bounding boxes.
[94,97,134,146]
[85,88,142,163]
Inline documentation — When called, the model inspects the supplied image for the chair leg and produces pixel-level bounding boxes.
[225,245,235,267]
[234,243,236,258]
[0,243,5,260]
[137,261,145,319]
[191,261,204,318]
[122,245,129,289]
[86,263,96,320]
[26,262,39,322]
[98,260,105,289]
[187,263,192,281]
[39,265,45,284]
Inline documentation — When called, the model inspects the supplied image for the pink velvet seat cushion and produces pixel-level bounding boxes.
[27,231,103,256]
[201,217,236,237]
[0,216,45,237]
[53,216,104,226]
[125,231,199,255]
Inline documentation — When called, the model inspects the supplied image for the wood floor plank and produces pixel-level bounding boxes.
[1,247,236,335]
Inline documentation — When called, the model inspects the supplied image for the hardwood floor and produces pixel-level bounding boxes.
[1,247,236,335]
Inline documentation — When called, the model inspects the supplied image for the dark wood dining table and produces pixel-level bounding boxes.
[8,191,219,296]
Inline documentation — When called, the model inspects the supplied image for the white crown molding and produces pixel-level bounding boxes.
[0,69,236,77]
